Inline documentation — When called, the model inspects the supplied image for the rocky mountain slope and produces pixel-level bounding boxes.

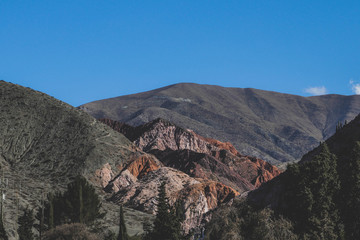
[1,81,268,237]
[100,118,280,194]
[0,81,154,238]
[80,83,360,165]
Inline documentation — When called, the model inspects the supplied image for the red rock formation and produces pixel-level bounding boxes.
[108,166,239,233]
[100,118,281,191]
[99,118,282,232]
[125,154,162,179]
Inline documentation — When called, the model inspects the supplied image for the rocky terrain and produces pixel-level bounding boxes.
[100,118,280,193]
[81,83,360,165]
[1,81,279,238]
[0,81,154,238]
[97,118,280,232]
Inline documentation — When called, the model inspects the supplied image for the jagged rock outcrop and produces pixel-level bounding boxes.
[99,118,281,193]
[108,166,239,233]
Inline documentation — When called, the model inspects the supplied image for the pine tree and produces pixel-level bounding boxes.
[117,205,128,240]
[18,208,34,240]
[281,143,343,238]
[340,141,360,239]
[307,143,342,239]
[149,181,182,240]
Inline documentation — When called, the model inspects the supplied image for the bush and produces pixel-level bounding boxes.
[43,223,100,240]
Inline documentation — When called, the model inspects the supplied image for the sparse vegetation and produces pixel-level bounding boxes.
[42,223,100,240]
[17,207,35,240]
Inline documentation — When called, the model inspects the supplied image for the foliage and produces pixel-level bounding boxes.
[118,205,128,240]
[280,143,343,239]
[17,207,34,240]
[37,176,103,231]
[0,215,8,240]
[339,141,360,239]
[42,223,100,240]
[205,200,298,240]
[146,181,183,240]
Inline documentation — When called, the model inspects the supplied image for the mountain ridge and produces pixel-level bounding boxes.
[80,83,360,165]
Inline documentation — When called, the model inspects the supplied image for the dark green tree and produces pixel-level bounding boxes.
[18,208,34,240]
[280,143,343,239]
[148,181,182,240]
[340,141,360,239]
[37,176,103,231]
[117,205,128,240]
[63,176,102,224]
[0,216,8,240]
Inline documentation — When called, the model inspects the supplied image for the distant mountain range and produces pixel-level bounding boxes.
[80,83,360,165]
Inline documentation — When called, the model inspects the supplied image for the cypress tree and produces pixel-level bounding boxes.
[117,205,128,240]
[79,183,83,224]
[0,216,8,240]
[48,193,54,230]
[37,176,102,230]
[63,176,102,225]
[18,208,34,240]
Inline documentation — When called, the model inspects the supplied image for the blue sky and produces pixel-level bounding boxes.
[1,0,360,106]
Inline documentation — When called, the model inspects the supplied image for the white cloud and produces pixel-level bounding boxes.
[305,86,327,96]
[350,80,360,95]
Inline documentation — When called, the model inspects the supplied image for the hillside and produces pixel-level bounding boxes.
[244,113,360,239]
[0,81,152,238]
[1,81,271,238]
[80,83,360,165]
[100,118,280,232]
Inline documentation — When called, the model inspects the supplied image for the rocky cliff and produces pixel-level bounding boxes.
[99,118,281,193]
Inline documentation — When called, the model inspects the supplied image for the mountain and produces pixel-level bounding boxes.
[0,81,153,238]
[99,118,280,193]
[248,113,360,209]
[244,113,360,239]
[100,118,280,232]
[1,81,264,237]
[80,83,360,165]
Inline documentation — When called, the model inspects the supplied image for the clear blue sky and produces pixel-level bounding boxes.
[1,0,360,106]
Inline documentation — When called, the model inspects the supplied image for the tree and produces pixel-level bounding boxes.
[117,205,128,240]
[37,176,103,231]
[147,181,183,240]
[63,176,102,224]
[0,216,8,240]
[340,141,360,239]
[18,207,34,240]
[280,143,343,238]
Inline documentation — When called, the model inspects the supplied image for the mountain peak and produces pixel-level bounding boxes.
[82,84,360,164]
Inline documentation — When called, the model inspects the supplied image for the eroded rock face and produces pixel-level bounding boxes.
[100,118,281,192]
[98,118,280,232]
[108,166,238,233]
